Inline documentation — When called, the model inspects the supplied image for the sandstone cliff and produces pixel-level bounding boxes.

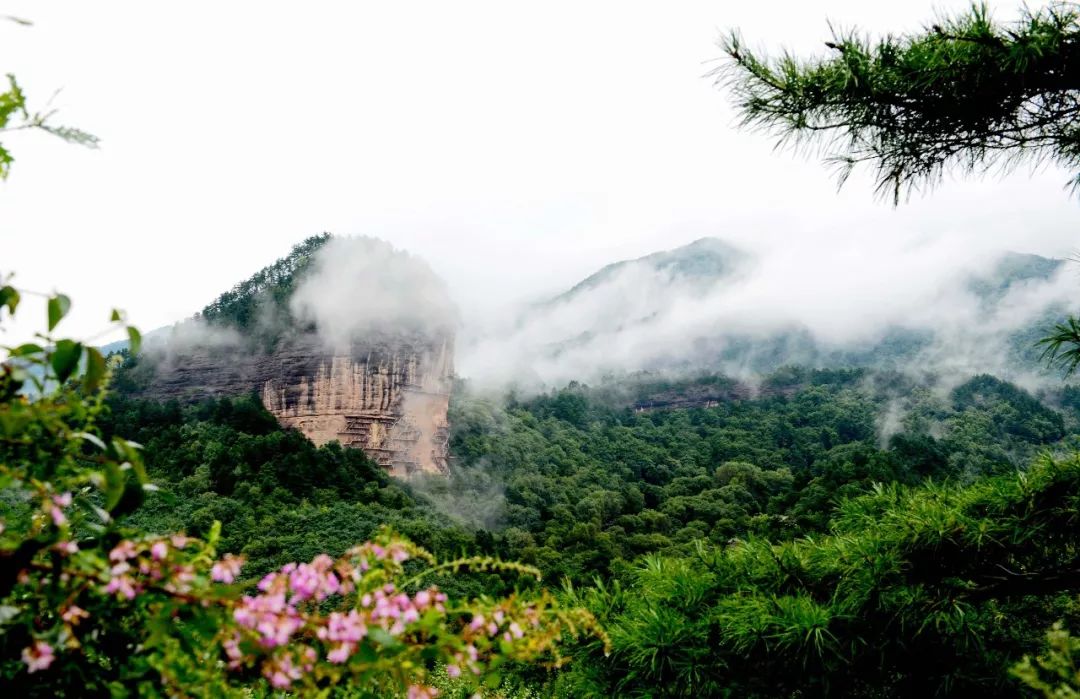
[134,331,453,479]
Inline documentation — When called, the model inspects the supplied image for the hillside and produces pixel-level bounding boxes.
[491,239,1075,383]
[116,236,455,479]
[547,237,751,306]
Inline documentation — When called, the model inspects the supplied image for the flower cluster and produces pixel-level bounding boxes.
[47,492,72,527]
[102,536,196,600]
[227,546,452,688]
[17,528,607,694]
[0,290,606,696]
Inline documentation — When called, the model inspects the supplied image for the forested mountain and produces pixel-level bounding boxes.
[546,237,751,306]
[498,239,1073,383]
[92,236,1080,696]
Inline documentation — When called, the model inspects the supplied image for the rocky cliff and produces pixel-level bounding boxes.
[134,331,453,479]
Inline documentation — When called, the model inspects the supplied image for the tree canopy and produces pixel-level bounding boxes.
[720,2,1080,202]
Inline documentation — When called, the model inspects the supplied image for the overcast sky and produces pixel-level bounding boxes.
[3,1,1079,347]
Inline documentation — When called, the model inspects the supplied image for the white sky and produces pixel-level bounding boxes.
[2,1,1078,347]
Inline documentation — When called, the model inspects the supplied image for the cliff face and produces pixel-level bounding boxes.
[260,334,453,478]
[136,331,453,479]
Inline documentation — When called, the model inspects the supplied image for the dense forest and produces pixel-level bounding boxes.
[97,357,1080,696]
[75,224,1080,696]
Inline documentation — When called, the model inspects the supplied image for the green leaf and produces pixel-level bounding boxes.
[126,326,142,354]
[145,486,176,506]
[83,346,106,391]
[368,627,397,647]
[111,438,143,463]
[73,431,106,450]
[9,342,42,357]
[110,308,123,322]
[0,605,22,627]
[0,285,18,314]
[111,481,145,517]
[104,461,125,511]
[47,293,71,331]
[484,671,503,690]
[50,339,82,384]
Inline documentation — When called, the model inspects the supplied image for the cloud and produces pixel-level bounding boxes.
[289,236,458,348]
[456,236,1080,391]
[143,317,243,361]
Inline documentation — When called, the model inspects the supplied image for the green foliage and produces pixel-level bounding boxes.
[0,288,603,696]
[1041,317,1080,377]
[448,371,1072,585]
[0,74,97,180]
[1013,620,1080,698]
[563,454,1080,697]
[101,393,483,587]
[198,233,331,341]
[720,2,1080,202]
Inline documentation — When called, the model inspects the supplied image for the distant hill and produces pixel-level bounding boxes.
[498,239,1075,382]
[547,237,750,306]
[966,251,1065,303]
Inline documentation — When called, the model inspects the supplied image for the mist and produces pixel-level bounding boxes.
[290,236,458,349]
[455,235,1080,392]
[140,317,243,360]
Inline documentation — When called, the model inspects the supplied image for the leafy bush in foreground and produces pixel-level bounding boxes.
[0,282,604,697]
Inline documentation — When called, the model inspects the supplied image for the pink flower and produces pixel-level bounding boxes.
[21,640,54,673]
[109,540,137,562]
[166,564,195,593]
[211,554,244,583]
[326,643,354,664]
[509,622,524,639]
[234,593,301,648]
[320,610,367,643]
[446,664,461,678]
[407,685,438,699]
[49,507,66,527]
[105,574,138,600]
[222,635,244,669]
[263,653,302,688]
[292,567,342,601]
[150,541,168,561]
[53,492,72,508]
[300,645,317,672]
[53,540,78,555]
[62,605,89,625]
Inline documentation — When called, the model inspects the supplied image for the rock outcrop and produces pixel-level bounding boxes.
[261,333,453,478]
[134,331,453,479]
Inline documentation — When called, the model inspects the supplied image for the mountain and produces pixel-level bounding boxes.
[116,236,455,479]
[547,237,750,306]
[493,239,1075,384]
